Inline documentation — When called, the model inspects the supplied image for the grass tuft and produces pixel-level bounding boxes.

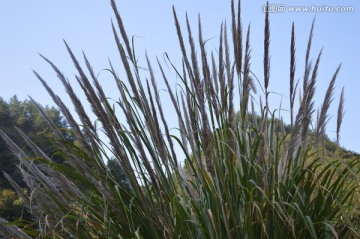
[0,1,358,238]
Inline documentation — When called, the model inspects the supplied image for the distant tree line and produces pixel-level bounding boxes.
[0,96,128,222]
[0,96,68,221]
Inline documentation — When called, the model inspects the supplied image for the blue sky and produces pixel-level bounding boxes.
[0,1,359,153]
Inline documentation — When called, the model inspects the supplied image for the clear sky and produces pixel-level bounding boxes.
[0,1,359,153]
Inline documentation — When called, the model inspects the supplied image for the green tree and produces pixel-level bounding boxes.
[0,96,68,221]
[0,189,31,222]
[107,158,130,190]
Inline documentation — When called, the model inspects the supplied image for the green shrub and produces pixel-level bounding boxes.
[0,189,24,221]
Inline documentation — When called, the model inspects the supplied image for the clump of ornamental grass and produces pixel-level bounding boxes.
[1,0,359,238]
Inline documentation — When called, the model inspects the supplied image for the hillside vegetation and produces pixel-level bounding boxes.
[0,97,68,222]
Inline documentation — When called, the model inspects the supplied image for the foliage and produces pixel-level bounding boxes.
[0,96,67,188]
[1,0,359,238]
[0,96,68,222]
[107,158,131,190]
[0,189,25,221]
